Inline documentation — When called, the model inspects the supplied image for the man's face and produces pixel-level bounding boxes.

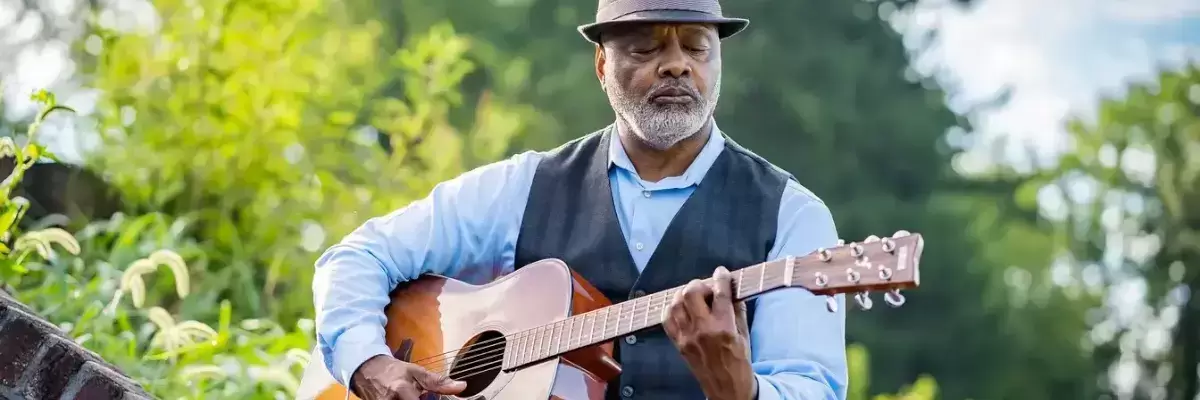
[596,23,722,150]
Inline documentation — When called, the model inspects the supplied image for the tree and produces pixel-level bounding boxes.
[75,0,529,322]
[1017,63,1200,399]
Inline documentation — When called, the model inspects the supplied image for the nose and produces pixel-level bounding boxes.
[656,43,691,79]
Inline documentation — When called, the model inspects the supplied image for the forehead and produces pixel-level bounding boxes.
[600,22,717,41]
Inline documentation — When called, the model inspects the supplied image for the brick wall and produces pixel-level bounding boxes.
[0,289,151,400]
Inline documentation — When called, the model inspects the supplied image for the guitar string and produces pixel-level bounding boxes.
[408,269,772,372]
[426,286,682,380]
[416,271,788,378]
[415,271,794,381]
[425,285,685,384]
[402,270,739,368]
[422,270,799,386]
[401,240,896,371]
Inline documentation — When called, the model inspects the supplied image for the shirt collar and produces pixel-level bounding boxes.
[608,122,727,187]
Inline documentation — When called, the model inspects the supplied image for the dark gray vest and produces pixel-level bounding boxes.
[514,126,791,400]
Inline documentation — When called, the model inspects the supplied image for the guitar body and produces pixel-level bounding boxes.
[297,259,622,400]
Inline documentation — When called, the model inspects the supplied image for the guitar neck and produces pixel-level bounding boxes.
[501,258,796,370]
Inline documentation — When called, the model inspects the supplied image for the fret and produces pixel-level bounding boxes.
[622,302,633,333]
[644,295,654,328]
[566,316,576,351]
[610,304,620,336]
[550,320,561,355]
[588,310,597,343]
[610,306,620,337]
[535,325,546,361]
[757,265,766,293]
[516,331,527,366]
[600,307,611,340]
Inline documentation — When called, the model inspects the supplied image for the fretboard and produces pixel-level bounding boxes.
[501,257,797,370]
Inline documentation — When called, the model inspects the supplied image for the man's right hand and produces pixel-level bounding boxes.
[350,355,467,400]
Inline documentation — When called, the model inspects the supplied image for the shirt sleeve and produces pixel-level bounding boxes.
[751,180,848,400]
[311,151,542,387]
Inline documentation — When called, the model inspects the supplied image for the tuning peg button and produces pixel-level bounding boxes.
[825,296,838,313]
[892,230,911,238]
[884,289,906,307]
[864,235,880,243]
[854,292,873,310]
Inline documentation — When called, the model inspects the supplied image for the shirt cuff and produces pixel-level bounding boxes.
[331,324,392,387]
[756,374,782,400]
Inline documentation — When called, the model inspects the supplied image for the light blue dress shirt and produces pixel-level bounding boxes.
[312,124,848,399]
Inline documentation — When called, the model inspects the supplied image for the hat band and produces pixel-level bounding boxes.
[596,0,725,22]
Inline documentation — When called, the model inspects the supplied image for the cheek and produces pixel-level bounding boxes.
[614,65,656,94]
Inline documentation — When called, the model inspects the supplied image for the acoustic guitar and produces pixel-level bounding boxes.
[296,231,924,400]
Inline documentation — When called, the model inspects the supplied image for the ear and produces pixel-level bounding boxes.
[594,45,606,86]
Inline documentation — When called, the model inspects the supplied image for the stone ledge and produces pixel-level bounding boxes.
[0,290,152,399]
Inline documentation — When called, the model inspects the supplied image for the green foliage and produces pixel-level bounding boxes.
[1017,63,1200,398]
[79,0,528,322]
[848,343,939,400]
[2,92,315,398]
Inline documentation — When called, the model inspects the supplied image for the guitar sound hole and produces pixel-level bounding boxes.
[447,330,505,397]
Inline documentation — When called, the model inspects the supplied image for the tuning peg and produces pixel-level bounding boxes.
[837,239,846,246]
[884,289,906,307]
[881,237,896,253]
[892,230,911,238]
[850,242,864,258]
[854,292,873,310]
[864,235,880,243]
[825,296,838,313]
[817,248,832,262]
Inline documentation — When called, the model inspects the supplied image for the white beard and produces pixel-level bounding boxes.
[603,72,722,150]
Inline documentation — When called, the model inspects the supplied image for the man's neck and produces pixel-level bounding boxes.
[616,119,713,183]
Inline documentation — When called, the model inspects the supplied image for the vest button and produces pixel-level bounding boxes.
[624,335,637,345]
[621,385,635,398]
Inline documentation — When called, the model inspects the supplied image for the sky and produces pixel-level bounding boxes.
[894,0,1200,173]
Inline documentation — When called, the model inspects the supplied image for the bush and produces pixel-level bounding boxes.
[3,92,313,399]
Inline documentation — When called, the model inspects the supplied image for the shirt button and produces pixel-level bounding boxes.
[624,335,637,345]
[634,242,644,251]
[633,290,646,297]
[642,191,651,198]
[621,385,635,398]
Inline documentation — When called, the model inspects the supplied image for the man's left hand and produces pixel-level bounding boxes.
[664,266,758,400]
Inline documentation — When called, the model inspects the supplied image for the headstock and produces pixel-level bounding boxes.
[789,230,923,313]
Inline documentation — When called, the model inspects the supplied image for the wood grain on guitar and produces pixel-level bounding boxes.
[295,231,924,400]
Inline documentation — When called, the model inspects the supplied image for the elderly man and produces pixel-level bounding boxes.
[312,0,848,399]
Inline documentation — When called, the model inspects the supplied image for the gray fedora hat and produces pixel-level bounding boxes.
[577,0,749,44]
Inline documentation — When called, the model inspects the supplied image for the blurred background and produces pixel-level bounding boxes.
[1,0,1197,399]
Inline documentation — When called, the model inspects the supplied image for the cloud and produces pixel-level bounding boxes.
[896,0,1200,170]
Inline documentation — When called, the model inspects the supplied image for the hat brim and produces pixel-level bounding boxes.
[578,10,749,44]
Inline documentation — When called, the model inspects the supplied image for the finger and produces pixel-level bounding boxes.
[682,278,713,320]
[711,266,735,318]
[411,366,467,395]
[668,287,692,329]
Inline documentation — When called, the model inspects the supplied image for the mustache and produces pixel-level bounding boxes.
[645,79,700,100]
